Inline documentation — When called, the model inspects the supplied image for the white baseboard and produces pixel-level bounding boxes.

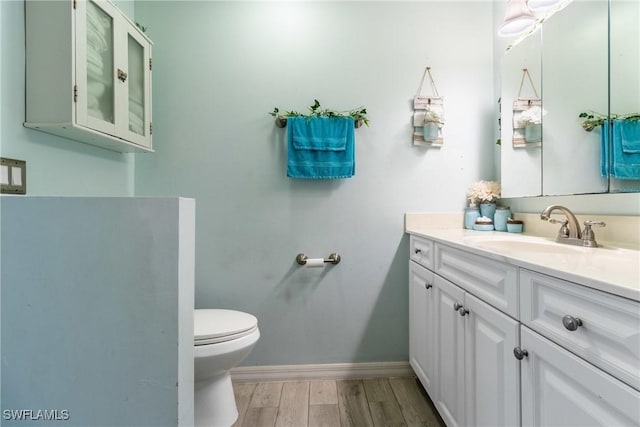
[231,361,413,383]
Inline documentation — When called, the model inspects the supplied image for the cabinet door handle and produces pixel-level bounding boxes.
[117,68,128,82]
[414,248,422,254]
[513,347,528,360]
[562,315,583,331]
[453,302,463,311]
[424,283,432,290]
[458,307,469,316]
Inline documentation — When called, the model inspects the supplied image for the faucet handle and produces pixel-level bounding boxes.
[584,220,606,228]
[582,220,606,248]
[549,218,570,238]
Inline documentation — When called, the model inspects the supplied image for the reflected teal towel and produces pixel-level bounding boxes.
[611,120,640,180]
[601,121,609,177]
[618,120,640,153]
[287,117,355,179]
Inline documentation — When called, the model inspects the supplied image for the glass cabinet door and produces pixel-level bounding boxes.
[75,0,151,149]
[76,0,119,136]
[122,23,151,148]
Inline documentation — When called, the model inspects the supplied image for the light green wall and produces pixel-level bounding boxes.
[0,0,136,196]
[134,0,496,365]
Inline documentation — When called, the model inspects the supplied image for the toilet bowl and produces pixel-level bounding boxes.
[194,309,260,427]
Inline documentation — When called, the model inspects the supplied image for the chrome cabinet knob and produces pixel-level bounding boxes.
[513,347,528,360]
[425,283,432,290]
[458,307,469,316]
[562,315,583,331]
[453,302,463,311]
[414,248,422,254]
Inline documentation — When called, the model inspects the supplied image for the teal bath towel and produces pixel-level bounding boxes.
[610,120,640,180]
[287,117,355,179]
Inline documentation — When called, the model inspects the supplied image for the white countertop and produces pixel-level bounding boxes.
[406,227,640,302]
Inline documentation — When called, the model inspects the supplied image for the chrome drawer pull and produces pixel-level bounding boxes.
[562,315,583,331]
[414,248,422,254]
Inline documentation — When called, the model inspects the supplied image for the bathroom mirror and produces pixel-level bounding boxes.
[500,0,640,197]
[609,0,640,193]
[500,32,542,198]
[541,0,608,195]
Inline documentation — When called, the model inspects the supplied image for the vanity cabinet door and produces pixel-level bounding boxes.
[521,326,640,427]
[434,275,466,427]
[409,261,437,398]
[464,293,520,427]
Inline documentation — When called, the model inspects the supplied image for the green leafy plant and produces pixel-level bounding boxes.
[579,111,640,132]
[270,99,369,127]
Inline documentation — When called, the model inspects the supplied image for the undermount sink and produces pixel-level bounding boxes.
[469,238,587,255]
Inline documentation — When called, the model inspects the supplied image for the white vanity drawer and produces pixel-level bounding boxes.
[520,269,640,391]
[410,235,434,270]
[434,243,518,318]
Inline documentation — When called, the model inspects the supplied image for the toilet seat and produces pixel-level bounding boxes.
[194,309,258,346]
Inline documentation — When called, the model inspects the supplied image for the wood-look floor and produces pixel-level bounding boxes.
[231,377,445,427]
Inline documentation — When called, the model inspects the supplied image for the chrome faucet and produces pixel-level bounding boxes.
[540,205,606,247]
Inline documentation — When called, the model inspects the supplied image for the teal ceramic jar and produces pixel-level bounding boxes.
[494,206,511,231]
[464,207,480,229]
[507,219,524,233]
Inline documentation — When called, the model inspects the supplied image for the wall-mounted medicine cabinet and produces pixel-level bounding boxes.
[24,0,153,153]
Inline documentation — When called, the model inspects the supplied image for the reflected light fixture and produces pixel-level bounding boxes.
[498,0,537,37]
[527,0,563,12]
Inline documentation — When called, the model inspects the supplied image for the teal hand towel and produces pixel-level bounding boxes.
[287,117,355,179]
[601,121,609,177]
[618,120,640,153]
[611,119,640,180]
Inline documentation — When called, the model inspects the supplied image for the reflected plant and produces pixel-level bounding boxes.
[579,111,640,132]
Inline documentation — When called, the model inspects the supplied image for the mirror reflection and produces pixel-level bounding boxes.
[500,0,640,197]
[542,0,608,195]
[609,0,640,192]
[501,32,542,197]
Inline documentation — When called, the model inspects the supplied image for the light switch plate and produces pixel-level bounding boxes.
[1,158,27,194]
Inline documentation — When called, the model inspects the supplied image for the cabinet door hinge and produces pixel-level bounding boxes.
[149,58,152,71]
[150,122,152,135]
[73,85,78,103]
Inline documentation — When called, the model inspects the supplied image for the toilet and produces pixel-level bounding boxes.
[194,309,260,427]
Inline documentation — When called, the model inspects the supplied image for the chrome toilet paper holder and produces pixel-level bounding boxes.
[296,253,341,265]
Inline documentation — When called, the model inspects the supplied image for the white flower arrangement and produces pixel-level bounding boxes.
[520,105,544,126]
[467,180,501,205]
[423,107,442,124]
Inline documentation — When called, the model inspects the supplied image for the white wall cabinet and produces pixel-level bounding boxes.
[25,0,153,152]
[408,234,640,427]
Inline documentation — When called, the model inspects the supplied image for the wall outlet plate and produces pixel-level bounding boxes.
[1,158,27,194]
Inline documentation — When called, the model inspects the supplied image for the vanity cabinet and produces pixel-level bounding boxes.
[25,0,153,152]
[408,234,640,427]
[409,236,520,427]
